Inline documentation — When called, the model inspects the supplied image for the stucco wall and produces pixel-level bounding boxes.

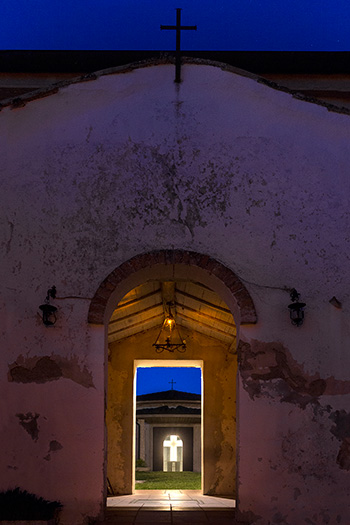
[1,62,350,523]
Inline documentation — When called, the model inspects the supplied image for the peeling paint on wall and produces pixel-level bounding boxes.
[329,410,350,470]
[16,412,40,441]
[8,355,94,388]
[44,440,63,461]
[9,356,62,383]
[239,339,350,476]
[238,339,350,408]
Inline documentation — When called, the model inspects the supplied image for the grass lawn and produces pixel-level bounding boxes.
[135,471,201,490]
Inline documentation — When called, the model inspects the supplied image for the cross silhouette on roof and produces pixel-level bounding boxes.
[169,379,176,390]
[161,8,197,83]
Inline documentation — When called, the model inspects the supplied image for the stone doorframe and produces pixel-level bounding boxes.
[88,250,257,497]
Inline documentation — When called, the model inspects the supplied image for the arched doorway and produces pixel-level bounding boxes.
[89,250,257,499]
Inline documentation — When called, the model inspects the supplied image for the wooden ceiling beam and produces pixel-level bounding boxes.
[175,288,232,315]
[114,288,161,311]
[176,311,236,338]
[108,312,162,335]
[174,301,235,329]
[109,301,163,325]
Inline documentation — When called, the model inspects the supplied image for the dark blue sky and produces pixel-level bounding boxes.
[2,1,350,51]
[136,367,201,395]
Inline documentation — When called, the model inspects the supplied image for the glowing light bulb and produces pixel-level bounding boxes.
[164,316,175,332]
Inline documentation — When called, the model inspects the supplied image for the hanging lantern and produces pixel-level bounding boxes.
[288,289,306,327]
[153,302,186,353]
[39,286,57,326]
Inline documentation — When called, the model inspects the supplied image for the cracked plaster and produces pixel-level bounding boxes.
[1,63,350,524]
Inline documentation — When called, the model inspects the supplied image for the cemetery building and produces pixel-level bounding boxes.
[136,389,201,472]
[1,51,350,524]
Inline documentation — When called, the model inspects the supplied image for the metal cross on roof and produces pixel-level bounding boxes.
[169,379,176,390]
[161,8,197,83]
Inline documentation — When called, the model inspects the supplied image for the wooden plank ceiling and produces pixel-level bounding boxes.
[108,281,236,345]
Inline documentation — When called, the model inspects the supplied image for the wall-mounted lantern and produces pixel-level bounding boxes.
[288,289,306,327]
[153,302,186,353]
[39,286,57,326]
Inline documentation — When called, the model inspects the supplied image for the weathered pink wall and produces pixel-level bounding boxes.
[1,62,350,523]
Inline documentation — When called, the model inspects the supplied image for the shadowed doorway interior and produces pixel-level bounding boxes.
[106,278,237,498]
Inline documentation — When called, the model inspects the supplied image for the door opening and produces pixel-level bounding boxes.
[106,276,238,498]
[134,363,202,491]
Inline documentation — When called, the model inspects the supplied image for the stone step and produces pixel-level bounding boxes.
[94,507,244,525]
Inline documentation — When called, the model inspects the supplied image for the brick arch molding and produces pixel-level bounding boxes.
[88,250,257,325]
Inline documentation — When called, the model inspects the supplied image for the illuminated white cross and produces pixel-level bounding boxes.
[164,434,183,462]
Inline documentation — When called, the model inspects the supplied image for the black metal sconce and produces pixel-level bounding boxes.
[288,289,306,327]
[39,286,57,326]
[153,302,186,353]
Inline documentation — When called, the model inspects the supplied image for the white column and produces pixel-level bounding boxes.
[193,424,201,472]
[139,419,146,461]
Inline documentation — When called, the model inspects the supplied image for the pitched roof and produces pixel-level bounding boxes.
[2,56,350,117]
[136,405,201,415]
[136,389,200,402]
[2,50,350,74]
